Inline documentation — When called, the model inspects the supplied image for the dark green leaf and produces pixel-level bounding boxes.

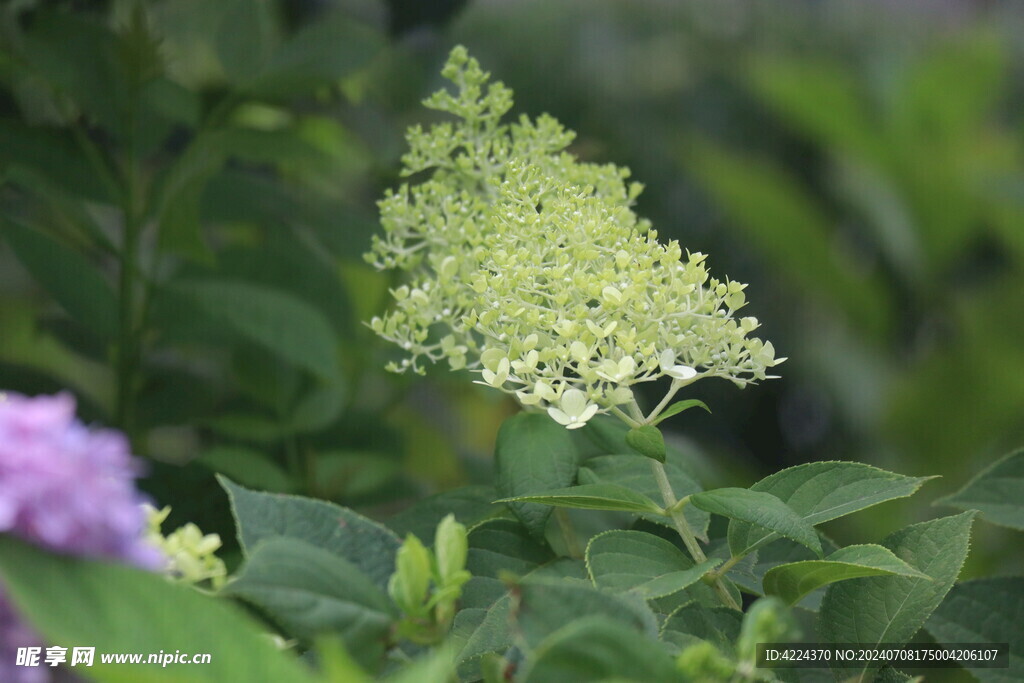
[494,413,580,540]
[521,616,682,683]
[219,476,400,589]
[660,603,743,656]
[762,544,928,606]
[224,537,394,649]
[513,578,660,651]
[0,536,315,682]
[386,486,510,541]
[497,483,664,515]
[586,530,719,599]
[819,512,976,681]
[462,519,555,610]
[935,448,1024,530]
[729,461,933,557]
[197,446,296,493]
[691,488,822,557]
[580,453,709,540]
[3,220,118,339]
[926,577,1024,682]
[172,279,339,380]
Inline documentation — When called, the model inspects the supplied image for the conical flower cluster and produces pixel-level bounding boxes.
[368,47,783,429]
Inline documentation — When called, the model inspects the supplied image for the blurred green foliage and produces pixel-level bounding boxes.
[1,0,1022,582]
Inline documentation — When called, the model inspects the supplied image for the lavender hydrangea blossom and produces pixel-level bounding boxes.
[0,392,162,682]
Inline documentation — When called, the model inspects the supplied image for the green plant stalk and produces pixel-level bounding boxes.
[650,459,741,611]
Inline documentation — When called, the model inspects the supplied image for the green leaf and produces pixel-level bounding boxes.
[762,544,928,606]
[289,383,346,433]
[219,476,400,589]
[3,220,118,339]
[455,557,576,679]
[521,616,682,683]
[819,512,976,680]
[386,486,510,542]
[0,536,315,682]
[172,279,339,379]
[586,530,719,600]
[625,425,667,462]
[494,413,580,540]
[197,446,296,493]
[215,0,278,83]
[728,461,933,557]
[497,483,664,515]
[224,537,394,649]
[926,577,1024,682]
[513,578,660,651]
[690,488,822,557]
[462,519,555,610]
[0,121,112,200]
[579,453,709,541]
[660,603,743,656]
[935,448,1024,530]
[653,399,711,425]
[250,12,382,96]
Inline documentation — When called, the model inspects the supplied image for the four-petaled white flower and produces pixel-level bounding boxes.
[547,389,599,430]
[481,358,510,388]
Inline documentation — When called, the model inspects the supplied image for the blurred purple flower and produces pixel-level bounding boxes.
[0,392,163,682]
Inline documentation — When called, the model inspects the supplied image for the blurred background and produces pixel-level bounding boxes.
[1,0,1021,577]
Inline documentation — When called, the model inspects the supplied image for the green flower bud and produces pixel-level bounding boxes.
[434,514,469,587]
[388,534,432,615]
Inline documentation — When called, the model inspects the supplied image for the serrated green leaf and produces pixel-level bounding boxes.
[819,511,975,681]
[219,476,399,588]
[455,558,582,680]
[462,518,554,610]
[690,488,822,557]
[3,220,118,339]
[660,603,743,656]
[729,461,933,557]
[521,616,682,683]
[653,399,711,425]
[762,544,928,606]
[224,537,394,648]
[926,577,1024,682]
[497,483,664,515]
[586,530,719,600]
[579,453,709,540]
[935,448,1024,530]
[0,536,315,682]
[494,414,581,540]
[625,425,666,462]
[514,578,660,651]
[172,279,339,379]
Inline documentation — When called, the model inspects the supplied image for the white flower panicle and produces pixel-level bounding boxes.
[367,46,784,429]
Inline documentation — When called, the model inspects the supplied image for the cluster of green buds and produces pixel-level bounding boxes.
[387,514,471,644]
[144,505,227,590]
[367,46,783,430]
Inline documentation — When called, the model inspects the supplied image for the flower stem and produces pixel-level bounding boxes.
[650,459,741,611]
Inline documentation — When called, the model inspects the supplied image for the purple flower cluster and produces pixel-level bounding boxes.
[0,392,162,682]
